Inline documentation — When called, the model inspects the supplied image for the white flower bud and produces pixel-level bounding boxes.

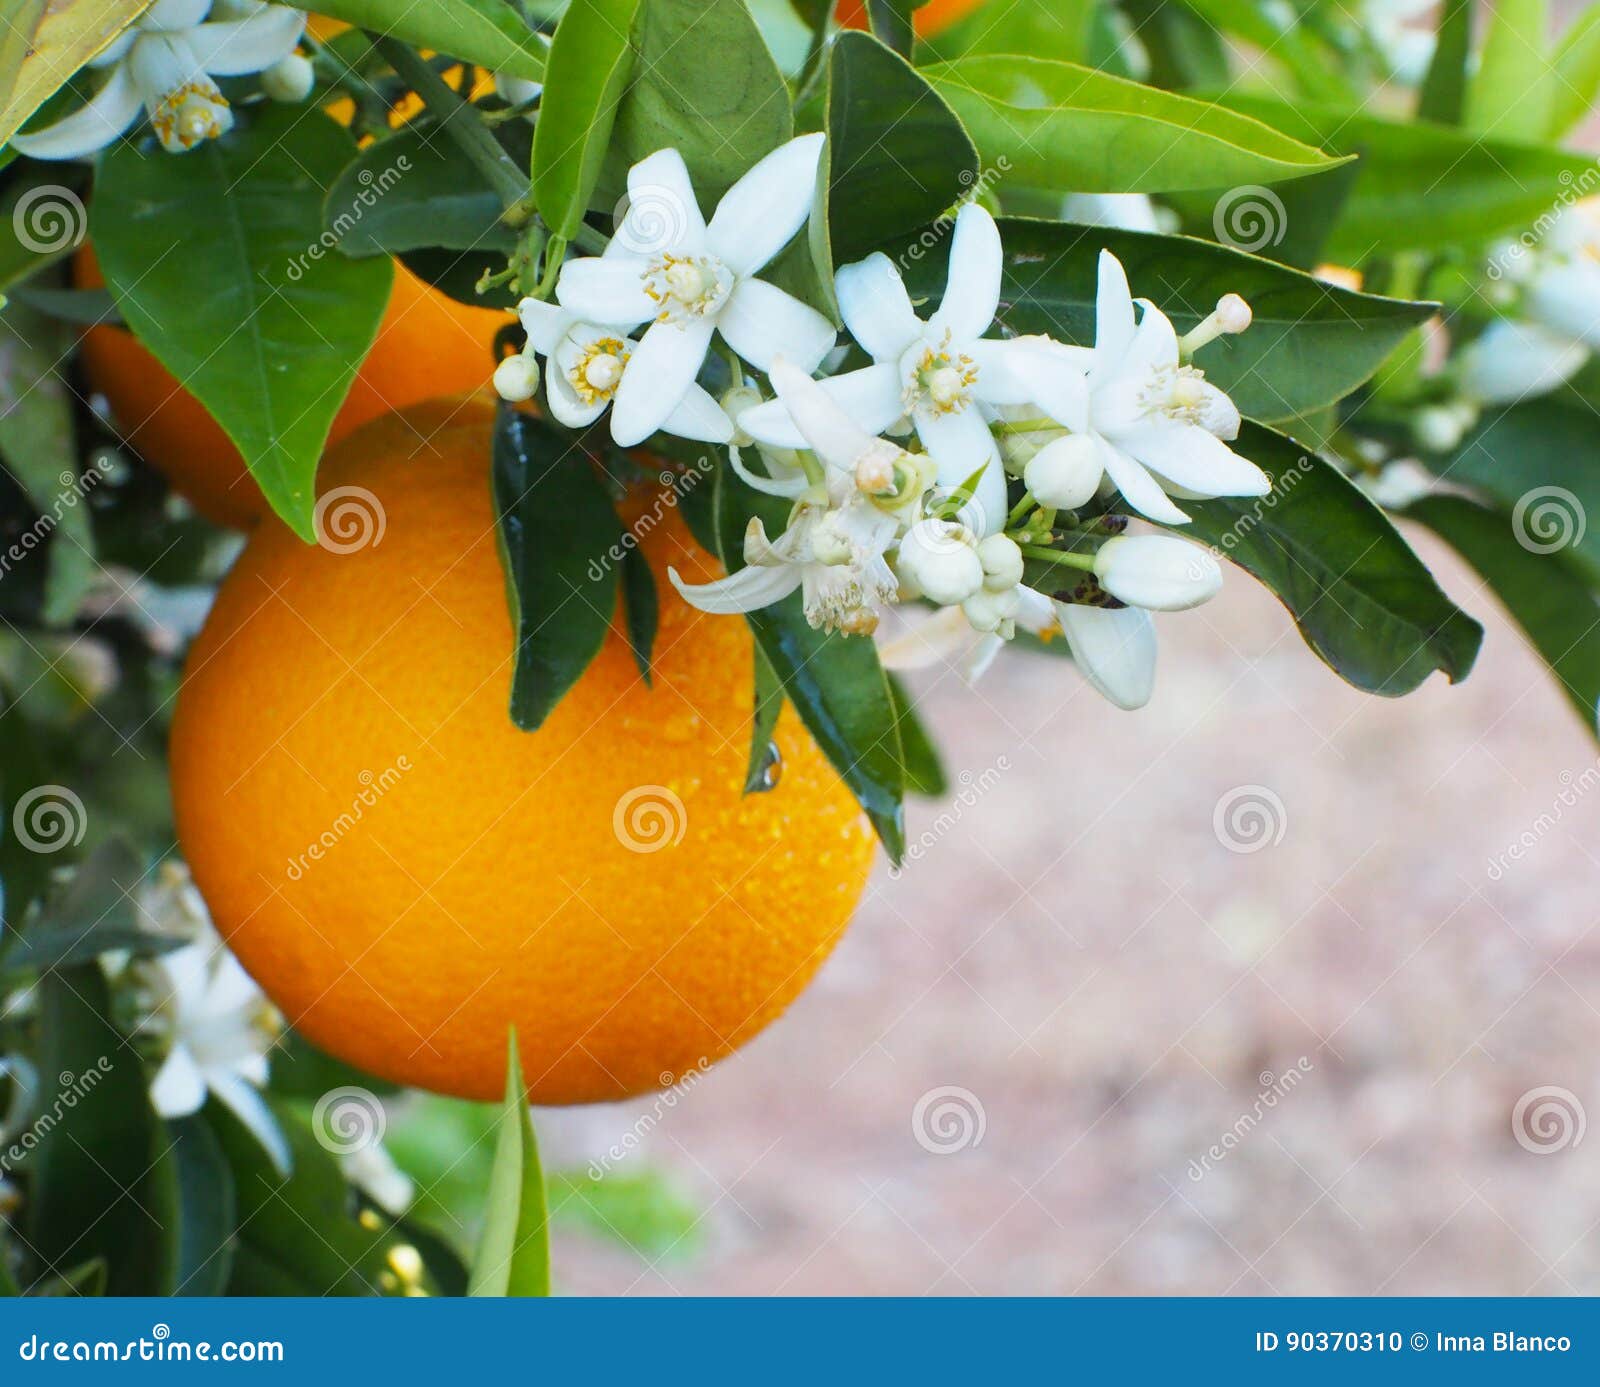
[493,353,540,402]
[896,519,984,607]
[261,53,315,104]
[1413,404,1466,454]
[1093,534,1221,612]
[962,584,1022,633]
[1024,434,1101,510]
[975,533,1024,592]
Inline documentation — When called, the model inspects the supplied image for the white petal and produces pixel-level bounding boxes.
[1061,193,1160,234]
[1116,418,1270,498]
[730,444,810,496]
[739,362,903,449]
[1457,320,1587,404]
[9,63,141,159]
[1093,249,1138,374]
[930,202,1002,342]
[544,355,609,429]
[1055,603,1157,709]
[967,339,1039,407]
[1006,345,1090,430]
[1012,584,1056,635]
[717,278,835,372]
[190,6,307,76]
[667,562,802,614]
[149,1044,207,1118]
[662,383,734,443]
[768,356,880,472]
[705,133,825,277]
[616,147,705,257]
[876,606,974,670]
[148,0,213,27]
[1097,436,1192,524]
[518,298,571,356]
[609,317,714,446]
[835,253,921,360]
[208,1070,292,1177]
[915,406,1007,536]
[1527,261,1600,348]
[555,255,656,328]
[963,633,1006,682]
[1121,299,1181,377]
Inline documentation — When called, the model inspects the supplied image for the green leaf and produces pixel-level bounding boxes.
[745,643,785,794]
[863,0,919,57]
[890,216,1434,423]
[611,0,792,200]
[825,31,977,265]
[1407,493,1600,732]
[469,1032,549,1297]
[703,464,906,859]
[1205,94,1600,256]
[1170,0,1355,103]
[0,166,89,291]
[532,0,642,241]
[306,0,549,82]
[921,56,1344,195]
[1418,0,1473,126]
[1426,401,1600,587]
[1465,0,1550,141]
[931,0,1096,64]
[620,543,658,684]
[0,0,150,151]
[164,1115,237,1297]
[1548,5,1600,137]
[93,106,393,541]
[22,965,171,1296]
[1118,0,1231,90]
[548,1167,702,1259]
[491,407,625,731]
[888,674,946,798]
[1177,424,1482,695]
[324,121,522,257]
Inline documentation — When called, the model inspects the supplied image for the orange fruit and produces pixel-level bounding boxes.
[836,0,987,37]
[169,397,876,1104]
[75,251,506,529]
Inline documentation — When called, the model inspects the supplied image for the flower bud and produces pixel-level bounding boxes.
[976,534,1024,592]
[1093,534,1221,612]
[261,53,315,104]
[962,584,1021,633]
[493,353,540,402]
[1412,404,1466,454]
[1024,434,1101,510]
[896,519,984,607]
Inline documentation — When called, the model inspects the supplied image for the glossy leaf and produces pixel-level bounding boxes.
[1178,424,1482,696]
[930,0,1096,64]
[164,1115,237,1297]
[745,643,785,794]
[1548,6,1600,137]
[532,0,642,241]
[1207,94,1600,257]
[469,1033,550,1297]
[94,106,393,541]
[492,407,624,731]
[921,57,1344,195]
[1407,494,1600,732]
[863,0,918,56]
[1465,0,1550,141]
[890,217,1434,424]
[305,0,549,82]
[888,675,947,798]
[612,0,791,201]
[826,31,977,265]
[0,0,149,150]
[1418,0,1473,126]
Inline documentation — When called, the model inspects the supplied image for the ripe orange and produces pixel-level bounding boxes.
[76,251,506,529]
[836,0,987,37]
[169,397,876,1104]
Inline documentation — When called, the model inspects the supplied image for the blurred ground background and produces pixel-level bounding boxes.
[522,527,1600,1294]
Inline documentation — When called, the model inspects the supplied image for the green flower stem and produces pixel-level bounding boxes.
[1019,544,1096,572]
[1006,490,1037,527]
[991,417,1059,436]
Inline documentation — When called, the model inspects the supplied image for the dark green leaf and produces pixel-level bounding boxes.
[611,0,791,201]
[1260,159,1363,271]
[922,56,1345,194]
[399,246,520,312]
[93,106,394,540]
[745,643,785,794]
[1179,423,1482,695]
[826,31,977,265]
[888,674,946,797]
[1407,493,1600,732]
[619,543,658,684]
[469,1032,549,1297]
[307,0,549,81]
[864,0,918,57]
[0,165,88,290]
[165,1114,236,1296]
[492,407,624,730]
[889,216,1435,423]
[532,0,642,241]
[1418,0,1473,125]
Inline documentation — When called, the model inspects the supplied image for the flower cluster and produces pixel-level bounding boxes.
[497,137,1270,710]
